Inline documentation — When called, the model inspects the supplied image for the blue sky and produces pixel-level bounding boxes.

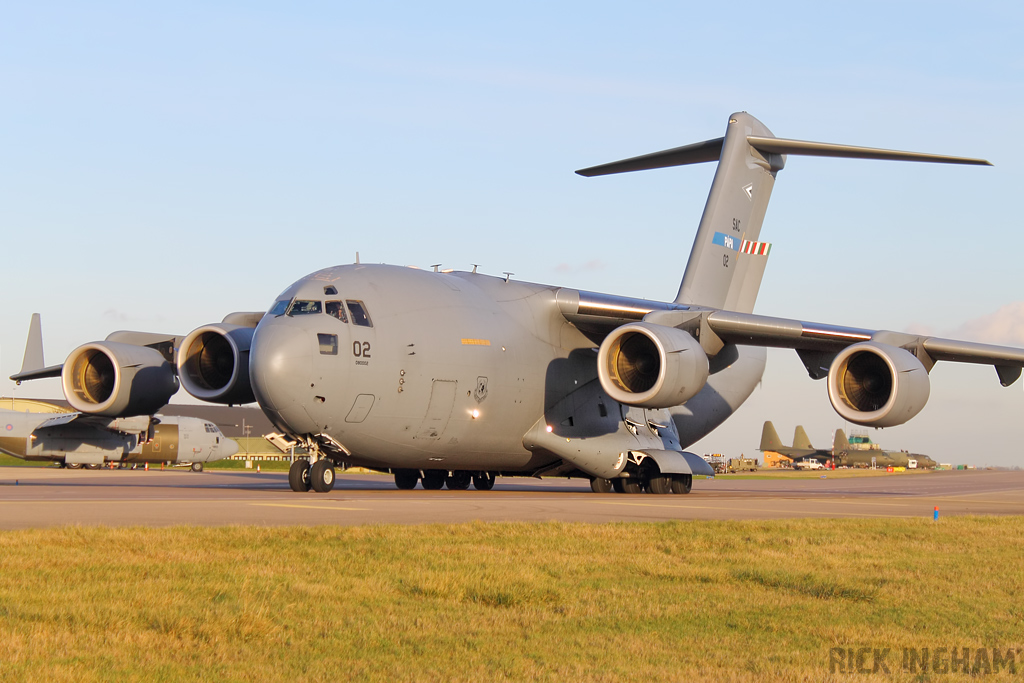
[2,1,1022,465]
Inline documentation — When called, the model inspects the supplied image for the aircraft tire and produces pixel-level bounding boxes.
[446,471,472,490]
[85,463,101,470]
[646,475,672,494]
[66,463,82,470]
[590,477,613,494]
[613,478,643,494]
[670,474,692,494]
[191,462,204,473]
[421,469,446,490]
[394,469,419,490]
[472,473,496,491]
[310,460,335,493]
[289,460,311,492]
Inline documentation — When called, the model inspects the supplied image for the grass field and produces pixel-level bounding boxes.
[0,517,1020,682]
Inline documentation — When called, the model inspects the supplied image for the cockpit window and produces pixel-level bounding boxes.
[204,422,218,433]
[325,300,348,323]
[347,300,372,327]
[269,299,290,316]
[287,300,322,316]
[324,286,338,296]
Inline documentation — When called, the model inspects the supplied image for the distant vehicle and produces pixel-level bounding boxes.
[727,457,759,472]
[793,459,823,470]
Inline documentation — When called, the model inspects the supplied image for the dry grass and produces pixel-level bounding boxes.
[0,518,1021,682]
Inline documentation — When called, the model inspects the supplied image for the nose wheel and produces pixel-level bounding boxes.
[310,460,336,493]
[289,460,311,492]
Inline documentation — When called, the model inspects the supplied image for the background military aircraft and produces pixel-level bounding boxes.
[758,421,834,463]
[11,113,1024,494]
[4,316,236,470]
[833,431,937,469]
[0,399,236,470]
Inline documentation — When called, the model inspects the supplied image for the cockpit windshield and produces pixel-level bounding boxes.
[268,299,290,316]
[287,300,322,316]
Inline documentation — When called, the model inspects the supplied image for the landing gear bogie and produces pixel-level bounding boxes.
[472,472,496,490]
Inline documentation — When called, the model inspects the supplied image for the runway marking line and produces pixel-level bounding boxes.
[251,503,368,511]
[592,501,918,518]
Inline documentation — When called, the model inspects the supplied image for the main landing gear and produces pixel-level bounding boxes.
[392,470,497,491]
[593,473,692,494]
[288,458,337,493]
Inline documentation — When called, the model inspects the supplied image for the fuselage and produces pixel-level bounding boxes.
[250,264,766,472]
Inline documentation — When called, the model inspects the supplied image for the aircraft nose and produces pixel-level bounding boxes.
[219,437,240,459]
[250,321,318,434]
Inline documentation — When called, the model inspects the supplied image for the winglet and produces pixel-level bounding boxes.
[10,314,63,383]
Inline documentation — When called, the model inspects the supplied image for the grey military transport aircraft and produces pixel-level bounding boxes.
[3,316,237,470]
[12,112,1024,494]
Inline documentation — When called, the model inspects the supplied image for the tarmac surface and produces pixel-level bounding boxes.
[0,467,1021,528]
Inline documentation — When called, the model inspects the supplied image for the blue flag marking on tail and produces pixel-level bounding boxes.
[712,232,740,251]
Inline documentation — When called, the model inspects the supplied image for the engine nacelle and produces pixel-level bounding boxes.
[61,342,178,417]
[597,322,709,409]
[177,324,256,405]
[827,342,930,427]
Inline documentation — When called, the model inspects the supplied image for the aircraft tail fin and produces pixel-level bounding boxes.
[20,314,45,374]
[576,113,990,312]
[793,425,814,450]
[759,421,786,452]
[833,429,850,455]
[10,315,63,383]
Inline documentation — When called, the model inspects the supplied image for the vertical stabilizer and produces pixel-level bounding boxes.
[832,429,849,455]
[793,425,813,450]
[19,314,45,374]
[759,421,785,452]
[675,112,781,309]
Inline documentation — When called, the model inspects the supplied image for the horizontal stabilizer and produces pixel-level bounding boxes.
[10,365,63,383]
[576,138,724,177]
[746,136,992,166]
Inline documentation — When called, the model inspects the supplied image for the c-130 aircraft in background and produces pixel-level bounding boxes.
[14,112,1024,494]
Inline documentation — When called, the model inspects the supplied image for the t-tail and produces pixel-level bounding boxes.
[577,112,989,313]
[759,421,786,452]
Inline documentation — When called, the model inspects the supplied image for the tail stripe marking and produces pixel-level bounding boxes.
[741,240,772,256]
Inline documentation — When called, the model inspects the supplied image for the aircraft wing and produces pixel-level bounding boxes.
[555,288,1024,386]
[704,310,1024,385]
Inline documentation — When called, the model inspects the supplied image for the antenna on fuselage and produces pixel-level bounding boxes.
[355,252,360,264]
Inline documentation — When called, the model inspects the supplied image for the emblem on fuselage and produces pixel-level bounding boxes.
[474,377,489,403]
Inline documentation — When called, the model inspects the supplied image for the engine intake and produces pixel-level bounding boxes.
[827,341,930,427]
[61,342,178,417]
[177,324,256,405]
[597,322,709,409]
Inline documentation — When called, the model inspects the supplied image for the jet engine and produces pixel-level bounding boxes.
[597,322,709,409]
[827,342,930,427]
[61,342,179,417]
[177,324,256,405]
